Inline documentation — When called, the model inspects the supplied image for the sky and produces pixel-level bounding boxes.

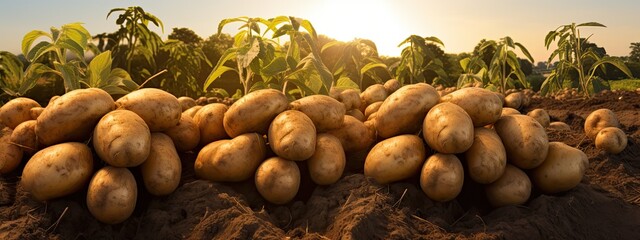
[1,0,639,63]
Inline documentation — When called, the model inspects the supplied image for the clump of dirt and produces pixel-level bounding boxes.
[1,91,640,239]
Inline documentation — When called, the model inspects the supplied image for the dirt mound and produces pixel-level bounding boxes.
[1,91,640,239]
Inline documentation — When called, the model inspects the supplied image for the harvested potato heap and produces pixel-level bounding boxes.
[2,83,629,224]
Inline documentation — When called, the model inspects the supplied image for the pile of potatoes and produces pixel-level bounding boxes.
[0,80,630,224]
[0,88,191,224]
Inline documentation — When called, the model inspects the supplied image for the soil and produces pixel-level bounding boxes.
[2,91,640,240]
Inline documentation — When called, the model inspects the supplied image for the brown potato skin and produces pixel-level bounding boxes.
[29,107,45,120]
[21,142,93,201]
[530,142,588,194]
[327,115,376,152]
[527,109,550,128]
[595,127,627,154]
[10,120,38,155]
[224,89,289,137]
[419,153,464,202]
[364,101,383,119]
[464,128,507,184]
[364,134,426,184]
[93,109,151,167]
[307,134,346,185]
[140,133,182,196]
[383,79,400,94]
[289,95,345,132]
[194,103,229,146]
[339,89,361,110]
[375,83,440,138]
[183,105,203,118]
[115,88,181,132]
[36,88,114,146]
[440,87,503,127]
[584,109,620,139]
[86,166,137,224]
[0,97,41,129]
[361,84,388,106]
[494,115,549,169]
[1,127,23,173]
[194,133,267,182]
[485,164,531,207]
[501,107,521,116]
[268,110,316,161]
[164,114,200,152]
[504,92,524,110]
[548,121,571,131]
[177,96,197,111]
[255,157,300,204]
[347,109,365,122]
[423,102,474,154]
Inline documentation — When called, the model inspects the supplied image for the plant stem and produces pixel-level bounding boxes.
[137,69,168,89]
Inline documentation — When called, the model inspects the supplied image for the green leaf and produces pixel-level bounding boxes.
[592,57,633,78]
[360,62,387,77]
[514,42,534,63]
[28,42,56,62]
[204,66,237,90]
[88,51,112,87]
[336,76,359,89]
[299,19,317,40]
[576,22,606,28]
[261,56,288,77]
[22,30,51,57]
[424,36,444,46]
[54,62,81,92]
[217,17,249,35]
[237,39,260,68]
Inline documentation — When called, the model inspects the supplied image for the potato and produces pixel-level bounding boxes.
[504,92,524,109]
[10,120,38,155]
[364,135,426,184]
[140,133,181,196]
[194,103,229,146]
[440,87,503,127]
[21,142,93,201]
[527,108,550,128]
[0,97,41,129]
[30,107,45,120]
[36,88,114,146]
[584,108,620,139]
[327,115,376,152]
[255,157,300,204]
[419,153,464,202]
[268,110,316,161]
[383,79,400,94]
[93,109,151,167]
[164,114,200,152]
[347,109,365,122]
[464,128,507,184]
[177,96,197,111]
[1,127,23,173]
[195,133,267,182]
[548,121,571,131]
[224,89,289,137]
[364,101,383,119]
[338,89,361,110]
[289,95,345,132]
[375,83,439,138]
[485,164,531,207]
[115,88,181,132]
[307,134,346,185]
[494,115,549,169]
[86,166,137,224]
[183,105,203,118]
[361,84,388,105]
[595,127,627,154]
[501,107,520,116]
[423,102,474,154]
[530,142,588,193]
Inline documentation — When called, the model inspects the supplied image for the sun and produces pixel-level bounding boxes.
[306,0,409,56]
